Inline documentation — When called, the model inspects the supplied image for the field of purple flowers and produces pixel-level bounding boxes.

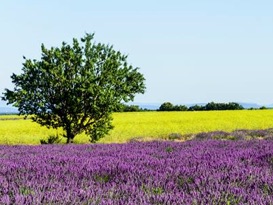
[1,140,273,204]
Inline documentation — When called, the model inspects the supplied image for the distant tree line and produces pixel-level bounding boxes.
[115,101,245,112]
[189,102,244,111]
[114,104,147,112]
[158,102,244,111]
[115,102,272,112]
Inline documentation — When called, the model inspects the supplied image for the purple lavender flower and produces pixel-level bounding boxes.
[1,140,273,204]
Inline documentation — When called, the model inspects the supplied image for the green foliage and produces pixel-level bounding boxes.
[189,102,244,111]
[158,102,188,111]
[2,33,145,143]
[141,184,164,195]
[123,105,141,112]
[168,133,183,140]
[188,104,203,111]
[152,187,164,195]
[173,104,188,111]
[158,102,175,111]
[93,174,111,183]
[114,104,142,112]
[19,186,34,196]
[204,102,244,110]
[165,146,174,153]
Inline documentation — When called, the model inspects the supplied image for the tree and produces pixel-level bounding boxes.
[188,104,203,111]
[173,105,188,111]
[123,105,141,112]
[113,104,142,112]
[205,102,217,110]
[158,102,188,111]
[204,102,244,110]
[158,102,174,111]
[227,102,244,110]
[2,33,146,143]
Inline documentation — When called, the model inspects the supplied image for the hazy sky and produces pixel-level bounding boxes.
[1,0,273,105]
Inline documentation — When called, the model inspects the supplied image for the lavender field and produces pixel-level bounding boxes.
[1,140,273,204]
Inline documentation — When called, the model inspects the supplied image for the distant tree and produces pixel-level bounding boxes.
[158,102,174,111]
[113,104,142,112]
[125,105,141,112]
[204,102,243,111]
[173,105,188,111]
[205,102,217,110]
[158,102,188,111]
[189,102,243,111]
[2,33,146,143]
[188,104,203,111]
[226,102,244,110]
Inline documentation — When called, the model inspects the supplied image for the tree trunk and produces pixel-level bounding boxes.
[66,137,74,144]
[66,126,75,144]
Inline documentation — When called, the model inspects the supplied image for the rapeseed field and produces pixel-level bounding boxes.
[1,110,273,144]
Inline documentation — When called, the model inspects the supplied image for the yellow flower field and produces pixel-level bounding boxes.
[1,110,273,144]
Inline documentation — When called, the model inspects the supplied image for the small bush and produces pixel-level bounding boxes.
[129,136,145,142]
[194,132,210,140]
[165,146,174,153]
[168,133,183,140]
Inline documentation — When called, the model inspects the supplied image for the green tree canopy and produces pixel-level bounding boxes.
[2,33,146,143]
[158,102,174,111]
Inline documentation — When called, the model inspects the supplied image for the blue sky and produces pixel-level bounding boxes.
[1,0,273,106]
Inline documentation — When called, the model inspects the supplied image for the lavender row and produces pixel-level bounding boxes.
[1,140,273,204]
[165,128,273,141]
